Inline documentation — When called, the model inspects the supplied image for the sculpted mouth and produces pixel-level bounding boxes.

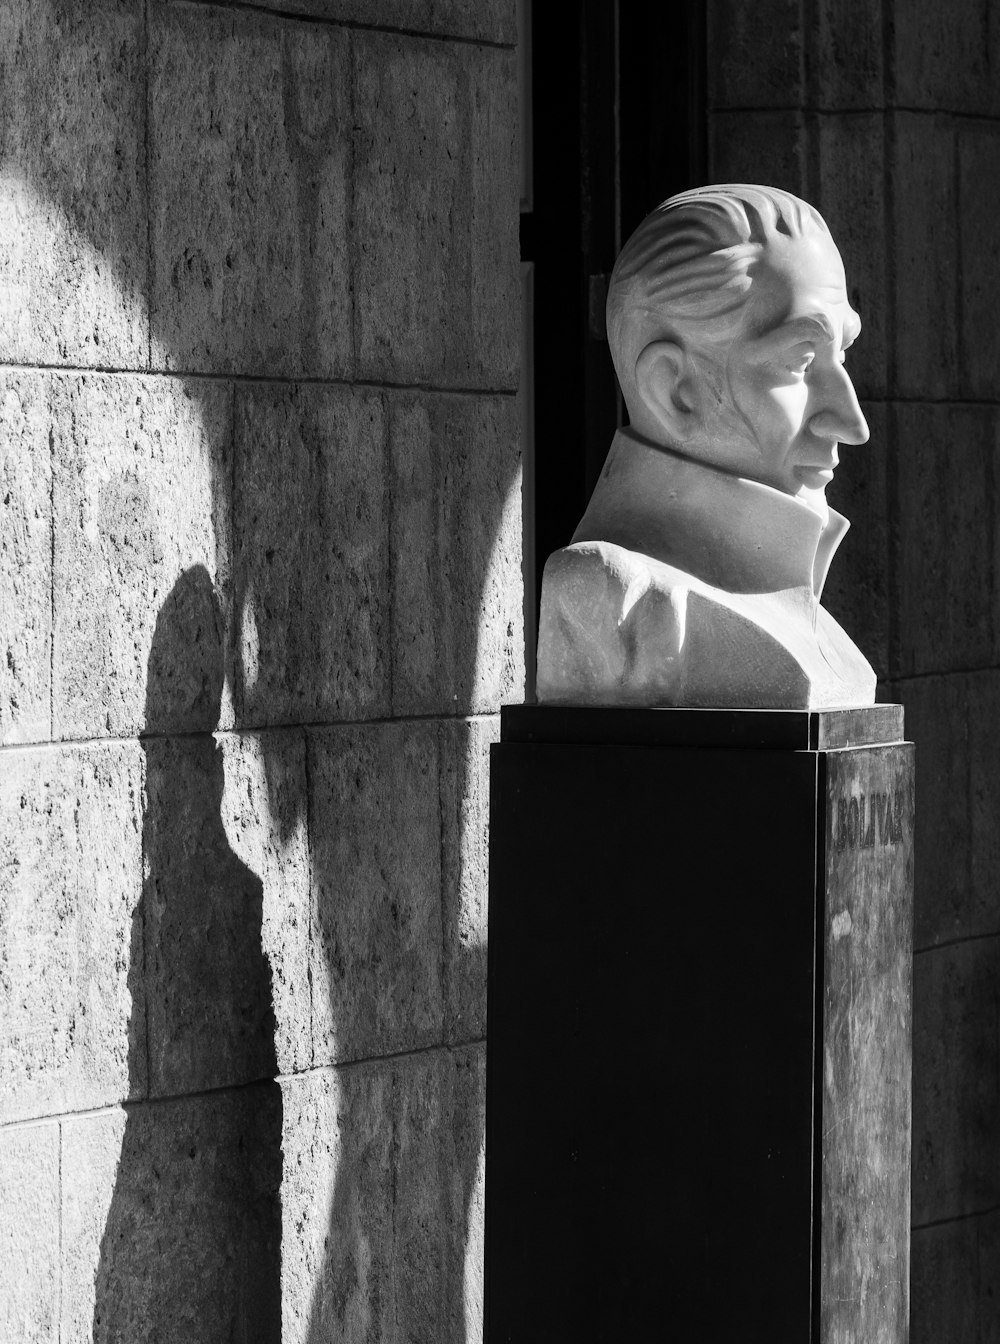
[794,462,836,486]
[794,445,839,485]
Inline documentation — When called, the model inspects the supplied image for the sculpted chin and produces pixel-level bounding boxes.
[536,183,877,710]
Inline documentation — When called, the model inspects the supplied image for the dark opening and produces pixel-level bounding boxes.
[520,0,707,691]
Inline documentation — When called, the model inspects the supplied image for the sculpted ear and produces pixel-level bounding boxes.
[634,340,700,442]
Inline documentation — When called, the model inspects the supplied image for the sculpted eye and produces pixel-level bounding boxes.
[787,350,815,376]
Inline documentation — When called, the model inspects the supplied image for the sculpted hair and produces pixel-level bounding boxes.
[607,184,830,406]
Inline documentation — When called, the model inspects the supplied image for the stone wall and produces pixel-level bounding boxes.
[708,1,1000,1336]
[0,1,520,1339]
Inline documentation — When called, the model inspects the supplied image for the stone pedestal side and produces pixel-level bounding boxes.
[487,705,912,1341]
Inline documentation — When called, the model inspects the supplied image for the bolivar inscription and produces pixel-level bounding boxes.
[834,789,904,851]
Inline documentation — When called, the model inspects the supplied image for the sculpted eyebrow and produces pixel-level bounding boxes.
[775,314,838,343]
[750,311,863,356]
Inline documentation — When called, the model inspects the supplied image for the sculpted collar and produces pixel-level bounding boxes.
[572,429,849,601]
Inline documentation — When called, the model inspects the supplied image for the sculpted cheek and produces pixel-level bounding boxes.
[769,384,808,434]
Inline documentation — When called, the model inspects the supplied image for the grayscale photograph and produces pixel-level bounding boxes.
[0,1,992,1341]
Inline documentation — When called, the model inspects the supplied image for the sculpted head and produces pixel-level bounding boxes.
[607,184,869,513]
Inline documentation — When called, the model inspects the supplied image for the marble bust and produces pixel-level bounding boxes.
[536,183,877,709]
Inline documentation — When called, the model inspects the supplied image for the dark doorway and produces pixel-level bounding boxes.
[520,0,707,689]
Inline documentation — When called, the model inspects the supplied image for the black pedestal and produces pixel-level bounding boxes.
[486,705,913,1343]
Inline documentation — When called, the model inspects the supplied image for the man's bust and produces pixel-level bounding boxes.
[536,183,877,710]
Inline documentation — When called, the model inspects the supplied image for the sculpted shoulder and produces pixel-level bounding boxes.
[535,540,871,708]
[536,542,687,705]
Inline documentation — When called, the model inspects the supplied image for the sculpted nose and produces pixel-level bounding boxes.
[810,366,870,445]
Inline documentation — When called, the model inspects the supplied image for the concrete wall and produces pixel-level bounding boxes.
[0,1,520,1339]
[707,1,1000,1336]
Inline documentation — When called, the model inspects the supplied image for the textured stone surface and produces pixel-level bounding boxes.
[309,720,443,1064]
[150,5,351,378]
[219,730,311,1075]
[895,0,999,117]
[811,0,884,107]
[443,1043,486,1344]
[234,382,389,727]
[896,675,975,950]
[281,1046,485,1344]
[890,402,997,678]
[0,0,147,368]
[892,113,960,400]
[706,0,803,108]
[171,0,517,44]
[814,115,888,399]
[959,122,1000,401]
[0,743,143,1123]
[143,735,279,1097]
[60,1109,127,1344]
[279,1071,341,1344]
[440,717,496,1043]
[895,672,1000,952]
[52,373,232,739]
[912,938,1000,1227]
[0,372,52,745]
[707,111,807,197]
[87,1086,282,1343]
[390,392,523,716]
[353,32,518,389]
[911,1213,1000,1344]
[824,402,888,678]
[0,1123,59,1341]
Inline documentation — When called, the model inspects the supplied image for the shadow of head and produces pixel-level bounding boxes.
[144,563,224,736]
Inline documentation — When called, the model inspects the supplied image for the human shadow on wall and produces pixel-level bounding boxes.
[92,566,282,1344]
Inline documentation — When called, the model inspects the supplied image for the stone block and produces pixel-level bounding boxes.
[910,1212,1000,1344]
[912,938,1000,1227]
[0,0,147,368]
[0,372,51,745]
[393,1046,486,1344]
[233,383,390,727]
[0,742,144,1123]
[143,735,280,1097]
[810,0,884,108]
[86,1086,282,1343]
[895,0,998,117]
[959,122,1000,401]
[309,721,443,1064]
[281,1064,397,1343]
[813,115,888,399]
[897,672,1000,951]
[0,1123,59,1341]
[889,402,995,678]
[60,1109,127,1344]
[979,1210,1000,1344]
[52,373,233,739]
[278,1070,342,1344]
[149,5,351,378]
[389,392,523,716]
[910,1218,979,1344]
[706,0,803,109]
[895,674,973,950]
[968,675,1000,951]
[168,0,517,44]
[353,32,519,389]
[280,1048,485,1344]
[443,1043,487,1344]
[440,717,496,1044]
[707,111,807,198]
[891,113,960,400]
[219,730,311,1075]
[824,401,889,677]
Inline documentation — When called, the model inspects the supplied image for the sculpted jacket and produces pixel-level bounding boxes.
[535,429,876,709]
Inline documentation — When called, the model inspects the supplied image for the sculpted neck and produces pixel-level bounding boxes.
[572,429,849,600]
